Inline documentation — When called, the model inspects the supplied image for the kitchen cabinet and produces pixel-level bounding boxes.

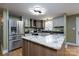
[53,16,64,27]
[22,39,65,56]
[30,19,44,29]
[25,18,30,27]
[36,20,43,28]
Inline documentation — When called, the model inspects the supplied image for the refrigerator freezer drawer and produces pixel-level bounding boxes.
[9,40,22,51]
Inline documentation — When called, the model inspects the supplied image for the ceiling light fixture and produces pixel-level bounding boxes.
[29,5,46,15]
[43,17,53,20]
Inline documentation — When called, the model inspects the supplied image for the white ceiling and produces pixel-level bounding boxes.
[0,3,79,20]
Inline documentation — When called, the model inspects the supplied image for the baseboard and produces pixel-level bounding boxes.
[2,49,8,54]
[66,42,79,46]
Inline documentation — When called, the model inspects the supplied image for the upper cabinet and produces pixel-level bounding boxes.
[24,18,30,27]
[35,20,43,28]
[30,19,44,29]
[53,16,64,27]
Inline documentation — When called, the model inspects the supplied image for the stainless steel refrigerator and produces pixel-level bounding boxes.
[8,18,24,51]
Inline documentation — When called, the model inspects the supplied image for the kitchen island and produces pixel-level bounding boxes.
[22,34,65,56]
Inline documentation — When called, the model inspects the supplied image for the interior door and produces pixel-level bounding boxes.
[76,17,79,45]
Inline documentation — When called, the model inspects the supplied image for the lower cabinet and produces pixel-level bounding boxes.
[22,39,64,56]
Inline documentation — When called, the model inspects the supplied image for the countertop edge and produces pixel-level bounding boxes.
[22,36,64,50]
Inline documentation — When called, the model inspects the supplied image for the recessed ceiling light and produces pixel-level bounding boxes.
[29,5,46,15]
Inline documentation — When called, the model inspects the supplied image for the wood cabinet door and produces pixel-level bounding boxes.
[28,41,41,56]
[22,39,29,56]
[28,41,58,56]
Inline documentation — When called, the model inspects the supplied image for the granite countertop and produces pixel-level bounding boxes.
[22,33,65,50]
